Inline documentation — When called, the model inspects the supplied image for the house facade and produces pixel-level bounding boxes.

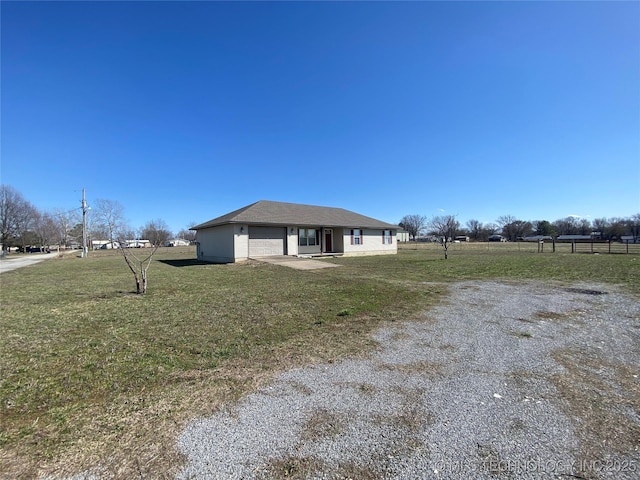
[192,200,399,263]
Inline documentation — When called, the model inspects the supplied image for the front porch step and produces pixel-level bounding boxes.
[298,253,344,259]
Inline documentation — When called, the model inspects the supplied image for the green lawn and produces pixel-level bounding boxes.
[1,244,638,478]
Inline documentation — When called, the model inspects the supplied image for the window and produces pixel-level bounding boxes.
[383,230,392,244]
[298,228,320,247]
[351,229,363,245]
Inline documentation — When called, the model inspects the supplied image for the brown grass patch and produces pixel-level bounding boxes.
[301,409,346,441]
[259,455,325,480]
[552,348,640,478]
[534,310,573,321]
[510,330,533,338]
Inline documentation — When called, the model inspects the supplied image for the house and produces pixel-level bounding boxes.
[92,240,119,250]
[396,230,410,242]
[126,239,152,248]
[191,200,399,263]
[164,239,190,247]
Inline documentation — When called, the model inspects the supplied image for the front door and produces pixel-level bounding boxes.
[324,229,333,253]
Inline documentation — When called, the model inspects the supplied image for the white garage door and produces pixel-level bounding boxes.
[248,227,286,257]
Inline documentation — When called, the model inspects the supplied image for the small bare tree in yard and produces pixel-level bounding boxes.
[429,215,459,259]
[119,241,159,295]
[118,219,169,294]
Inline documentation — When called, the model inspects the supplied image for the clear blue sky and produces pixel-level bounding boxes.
[2,1,639,233]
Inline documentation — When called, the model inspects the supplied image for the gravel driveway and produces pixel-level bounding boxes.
[178,280,639,480]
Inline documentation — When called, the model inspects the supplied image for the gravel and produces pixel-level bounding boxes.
[177,280,640,479]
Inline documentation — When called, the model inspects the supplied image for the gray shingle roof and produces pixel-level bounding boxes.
[192,200,399,230]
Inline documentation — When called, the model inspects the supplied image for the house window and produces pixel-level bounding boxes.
[383,230,392,244]
[351,229,363,245]
[298,228,320,246]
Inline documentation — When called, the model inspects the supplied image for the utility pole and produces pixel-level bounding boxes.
[81,188,88,258]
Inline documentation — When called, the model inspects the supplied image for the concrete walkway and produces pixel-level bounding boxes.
[0,250,77,274]
[252,255,341,270]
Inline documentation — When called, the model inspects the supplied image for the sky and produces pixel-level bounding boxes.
[2,1,639,234]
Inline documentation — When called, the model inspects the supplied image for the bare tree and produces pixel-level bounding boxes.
[117,219,169,294]
[52,208,81,248]
[496,215,534,241]
[0,185,37,251]
[553,216,581,236]
[399,214,427,241]
[592,217,610,238]
[429,215,459,259]
[94,199,126,245]
[118,243,159,294]
[466,219,482,241]
[606,217,627,241]
[140,219,172,246]
[177,221,197,243]
[33,211,58,251]
[496,214,516,239]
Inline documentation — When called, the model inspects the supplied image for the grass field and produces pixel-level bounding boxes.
[1,244,638,478]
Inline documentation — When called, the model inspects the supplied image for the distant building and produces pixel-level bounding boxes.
[522,235,553,242]
[164,239,190,247]
[556,235,592,241]
[126,240,151,248]
[92,240,120,249]
[396,230,410,242]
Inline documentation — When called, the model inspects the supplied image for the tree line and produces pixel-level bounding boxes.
[399,213,640,243]
[0,185,196,252]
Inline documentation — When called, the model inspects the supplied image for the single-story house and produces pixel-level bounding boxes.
[126,239,152,248]
[191,200,399,263]
[396,230,410,242]
[164,238,191,247]
[92,240,119,250]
